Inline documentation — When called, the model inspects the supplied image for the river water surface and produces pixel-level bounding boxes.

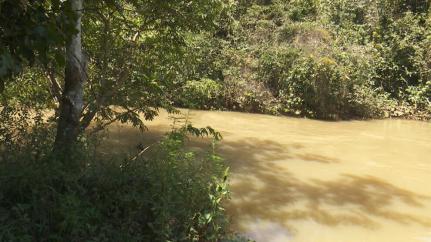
[105,109,431,242]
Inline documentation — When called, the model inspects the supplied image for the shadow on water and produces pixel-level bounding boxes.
[218,137,431,231]
[99,125,431,235]
[97,125,167,158]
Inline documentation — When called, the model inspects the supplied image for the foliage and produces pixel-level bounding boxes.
[258,46,300,92]
[176,79,223,110]
[3,0,431,241]
[173,0,431,120]
[76,0,234,132]
[287,0,319,22]
[1,0,234,145]
[1,0,430,123]
[0,2,240,241]
[374,12,431,100]
[0,125,230,241]
[0,0,76,87]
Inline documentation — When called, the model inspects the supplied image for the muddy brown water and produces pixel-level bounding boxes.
[103,109,431,242]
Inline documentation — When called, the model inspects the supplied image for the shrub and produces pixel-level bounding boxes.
[287,0,319,22]
[374,12,431,100]
[258,46,300,92]
[278,56,347,119]
[236,85,278,114]
[177,78,223,110]
[277,22,331,44]
[0,126,230,241]
[320,0,376,26]
[278,51,388,119]
[348,84,394,118]
[406,81,431,110]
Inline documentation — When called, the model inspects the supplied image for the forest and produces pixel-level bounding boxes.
[0,0,430,241]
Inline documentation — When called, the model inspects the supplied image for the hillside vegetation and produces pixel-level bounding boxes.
[175,0,431,120]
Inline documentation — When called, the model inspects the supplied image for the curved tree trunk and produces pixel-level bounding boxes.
[54,0,86,154]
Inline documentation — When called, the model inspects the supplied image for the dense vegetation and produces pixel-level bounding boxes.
[0,124,230,241]
[175,0,431,120]
[0,0,430,241]
[0,0,240,241]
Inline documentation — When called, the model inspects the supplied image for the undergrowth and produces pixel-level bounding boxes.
[0,120,236,241]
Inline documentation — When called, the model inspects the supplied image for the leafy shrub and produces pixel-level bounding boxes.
[177,78,223,110]
[277,51,387,119]
[348,84,395,118]
[0,126,230,241]
[258,46,300,92]
[320,0,375,26]
[406,82,431,109]
[278,21,331,43]
[216,76,279,114]
[236,85,278,114]
[374,12,431,99]
[278,56,348,119]
[287,0,319,22]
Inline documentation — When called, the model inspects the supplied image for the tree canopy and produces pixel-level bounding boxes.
[0,0,232,150]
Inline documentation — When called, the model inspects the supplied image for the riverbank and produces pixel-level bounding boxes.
[173,1,431,122]
[176,102,431,121]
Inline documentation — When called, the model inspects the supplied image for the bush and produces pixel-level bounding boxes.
[277,52,387,119]
[278,56,348,119]
[320,0,375,26]
[258,46,300,92]
[277,22,331,44]
[0,126,230,241]
[287,0,318,22]
[176,78,223,110]
[406,82,431,109]
[236,85,278,114]
[374,12,431,99]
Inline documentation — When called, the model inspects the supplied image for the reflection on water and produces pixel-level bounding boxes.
[103,109,431,242]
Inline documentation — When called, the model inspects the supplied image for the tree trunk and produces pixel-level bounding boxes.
[54,0,86,154]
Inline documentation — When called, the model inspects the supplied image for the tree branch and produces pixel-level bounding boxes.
[45,68,63,103]
[87,107,141,135]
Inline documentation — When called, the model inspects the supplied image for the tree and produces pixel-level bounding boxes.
[54,0,86,152]
[0,0,231,154]
[0,0,76,90]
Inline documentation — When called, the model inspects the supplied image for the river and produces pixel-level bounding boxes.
[104,109,431,242]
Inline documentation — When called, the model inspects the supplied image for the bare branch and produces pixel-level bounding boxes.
[45,68,63,103]
[130,143,155,161]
